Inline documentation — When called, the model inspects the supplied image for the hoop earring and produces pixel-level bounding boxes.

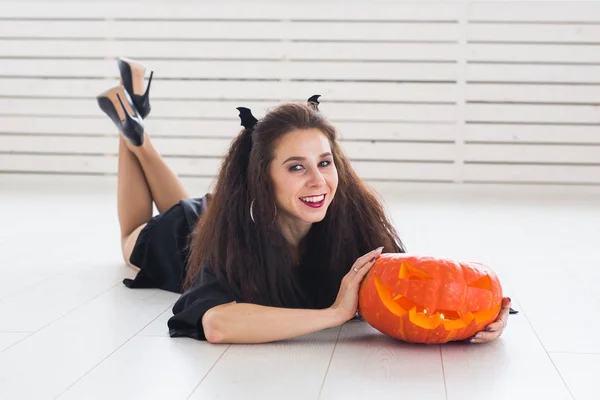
[250,198,256,223]
[250,198,277,226]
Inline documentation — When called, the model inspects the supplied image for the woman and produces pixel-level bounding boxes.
[97,58,512,344]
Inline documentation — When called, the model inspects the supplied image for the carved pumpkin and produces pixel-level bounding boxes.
[358,254,503,344]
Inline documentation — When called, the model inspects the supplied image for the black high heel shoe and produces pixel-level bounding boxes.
[117,57,153,119]
[97,86,145,147]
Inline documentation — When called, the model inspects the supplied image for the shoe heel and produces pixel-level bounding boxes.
[138,70,153,117]
[117,57,152,119]
[116,92,145,145]
[97,86,145,147]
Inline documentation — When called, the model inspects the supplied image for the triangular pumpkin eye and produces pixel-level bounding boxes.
[467,275,492,291]
[398,262,433,280]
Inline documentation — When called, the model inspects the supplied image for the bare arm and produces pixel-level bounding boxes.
[202,302,345,344]
[202,246,384,344]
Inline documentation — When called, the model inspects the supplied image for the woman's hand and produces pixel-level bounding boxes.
[329,246,384,324]
[469,297,512,344]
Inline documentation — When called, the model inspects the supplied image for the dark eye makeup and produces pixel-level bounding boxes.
[288,160,332,172]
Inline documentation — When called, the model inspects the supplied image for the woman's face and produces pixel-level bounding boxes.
[269,128,339,226]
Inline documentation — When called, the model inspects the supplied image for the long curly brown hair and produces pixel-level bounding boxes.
[183,101,405,309]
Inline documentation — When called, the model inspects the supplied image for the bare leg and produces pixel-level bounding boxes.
[127,130,190,214]
[118,134,152,268]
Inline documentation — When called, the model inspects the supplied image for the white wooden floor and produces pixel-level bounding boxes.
[1,174,598,400]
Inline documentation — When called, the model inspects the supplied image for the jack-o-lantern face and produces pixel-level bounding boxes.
[358,254,503,344]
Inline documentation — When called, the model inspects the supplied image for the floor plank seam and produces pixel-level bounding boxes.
[185,344,232,400]
[515,298,577,400]
[53,334,139,399]
[0,332,34,356]
[135,301,177,337]
[32,280,124,337]
[439,345,449,400]
[0,268,71,304]
[52,289,175,399]
[0,280,124,358]
[316,325,343,400]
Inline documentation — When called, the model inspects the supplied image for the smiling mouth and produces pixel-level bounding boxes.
[299,193,326,208]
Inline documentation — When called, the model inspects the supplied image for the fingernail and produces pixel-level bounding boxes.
[507,297,512,302]
[470,338,478,343]
[375,246,384,252]
[369,257,376,262]
[485,327,493,332]
[475,333,483,338]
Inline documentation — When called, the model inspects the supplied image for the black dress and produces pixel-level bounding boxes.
[122,195,370,341]
[123,194,240,341]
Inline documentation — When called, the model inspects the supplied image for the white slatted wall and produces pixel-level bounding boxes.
[0,1,599,186]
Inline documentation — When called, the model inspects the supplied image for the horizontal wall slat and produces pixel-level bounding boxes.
[0,42,459,61]
[468,23,600,43]
[0,153,220,175]
[469,2,600,22]
[0,117,237,137]
[352,160,456,181]
[0,117,458,142]
[0,154,456,182]
[465,104,600,124]
[464,124,600,145]
[0,79,458,103]
[467,64,600,84]
[0,41,459,61]
[465,84,600,103]
[467,44,600,63]
[462,163,600,184]
[321,122,457,142]
[0,135,458,162]
[342,141,455,161]
[464,143,600,164]
[0,59,458,81]
[0,99,457,122]
[0,21,460,41]
[0,2,460,20]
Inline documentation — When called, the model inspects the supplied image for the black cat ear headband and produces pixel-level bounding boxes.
[236,94,321,134]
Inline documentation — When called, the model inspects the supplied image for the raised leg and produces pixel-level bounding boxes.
[118,134,152,269]
[127,130,190,214]
[115,57,188,214]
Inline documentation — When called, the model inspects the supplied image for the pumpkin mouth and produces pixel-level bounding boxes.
[374,275,500,330]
